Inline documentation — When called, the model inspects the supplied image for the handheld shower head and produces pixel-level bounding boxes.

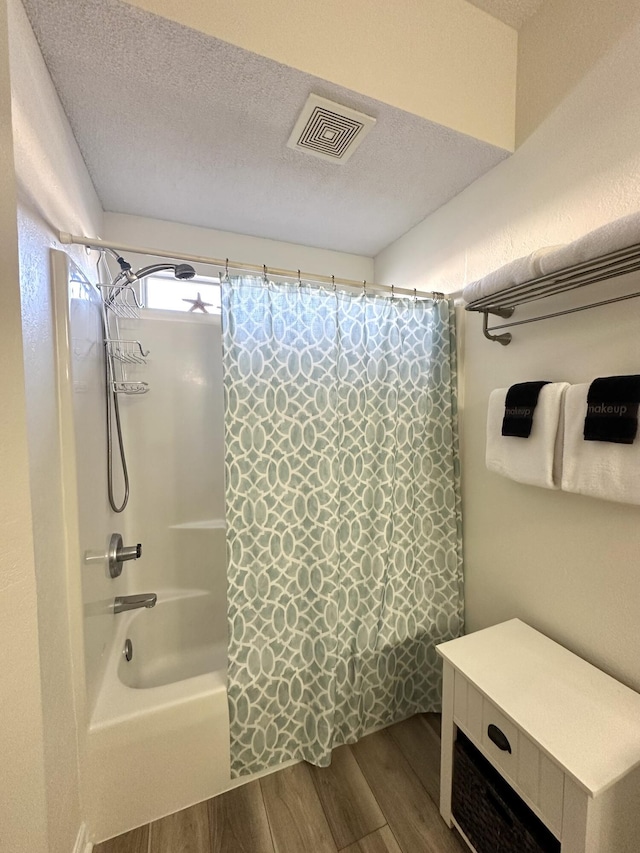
[175,264,196,280]
[128,262,197,282]
[109,255,197,287]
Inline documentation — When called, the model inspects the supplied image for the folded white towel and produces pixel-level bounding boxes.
[486,383,569,489]
[463,246,565,304]
[539,210,640,276]
[562,383,640,505]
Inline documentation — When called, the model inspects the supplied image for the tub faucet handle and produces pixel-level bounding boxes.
[108,533,143,578]
[119,542,142,561]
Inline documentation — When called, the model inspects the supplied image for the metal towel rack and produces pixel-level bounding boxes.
[465,240,640,345]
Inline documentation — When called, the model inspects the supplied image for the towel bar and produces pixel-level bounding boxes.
[467,239,640,344]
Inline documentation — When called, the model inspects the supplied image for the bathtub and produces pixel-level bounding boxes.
[87,588,231,843]
[119,590,225,691]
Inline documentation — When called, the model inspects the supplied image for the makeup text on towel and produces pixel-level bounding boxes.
[502,381,551,438]
[583,375,640,444]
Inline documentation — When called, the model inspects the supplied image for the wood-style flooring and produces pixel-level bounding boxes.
[95,713,466,853]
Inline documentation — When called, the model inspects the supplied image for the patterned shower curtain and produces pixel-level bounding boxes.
[222,276,463,777]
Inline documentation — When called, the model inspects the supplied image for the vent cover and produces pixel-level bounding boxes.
[287,94,376,164]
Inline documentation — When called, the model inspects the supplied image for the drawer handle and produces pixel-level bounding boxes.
[487,723,512,753]
[486,789,513,827]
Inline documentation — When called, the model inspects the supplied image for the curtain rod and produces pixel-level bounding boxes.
[59,231,461,301]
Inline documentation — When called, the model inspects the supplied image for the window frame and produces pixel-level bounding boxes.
[141,271,221,315]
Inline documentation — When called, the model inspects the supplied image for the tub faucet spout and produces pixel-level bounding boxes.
[113,593,157,614]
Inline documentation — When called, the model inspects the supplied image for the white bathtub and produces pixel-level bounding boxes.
[119,590,225,691]
[87,589,231,842]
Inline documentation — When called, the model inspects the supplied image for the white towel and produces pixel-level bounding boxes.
[463,246,566,305]
[539,210,640,276]
[562,383,640,505]
[486,384,569,489]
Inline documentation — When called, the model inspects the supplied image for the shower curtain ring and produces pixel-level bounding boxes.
[298,269,302,287]
[391,283,395,299]
[263,264,268,283]
[332,275,336,292]
[414,288,417,303]
[225,258,229,278]
[363,280,366,294]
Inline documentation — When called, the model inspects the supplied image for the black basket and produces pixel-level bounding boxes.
[452,732,560,853]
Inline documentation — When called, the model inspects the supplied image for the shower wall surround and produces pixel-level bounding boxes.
[118,309,226,600]
[376,0,640,695]
[84,306,231,842]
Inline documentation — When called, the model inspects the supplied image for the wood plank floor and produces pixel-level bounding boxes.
[95,713,466,853]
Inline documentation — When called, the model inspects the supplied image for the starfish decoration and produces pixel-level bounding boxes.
[182,292,213,313]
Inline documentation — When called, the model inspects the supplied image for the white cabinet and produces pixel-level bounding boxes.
[437,619,640,853]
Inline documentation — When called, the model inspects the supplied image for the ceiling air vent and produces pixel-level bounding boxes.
[287,94,376,164]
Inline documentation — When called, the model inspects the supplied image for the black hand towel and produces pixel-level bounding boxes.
[501,381,551,438]
[583,375,640,444]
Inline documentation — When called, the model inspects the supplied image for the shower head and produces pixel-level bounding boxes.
[108,254,197,287]
[129,262,197,282]
[175,264,196,280]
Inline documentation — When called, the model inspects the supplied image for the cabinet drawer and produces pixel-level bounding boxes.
[482,700,519,783]
[481,699,564,838]
[453,672,564,839]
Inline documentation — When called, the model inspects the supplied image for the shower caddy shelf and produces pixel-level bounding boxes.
[111,379,150,395]
[465,238,640,345]
[99,281,150,395]
[98,282,145,319]
[105,339,149,365]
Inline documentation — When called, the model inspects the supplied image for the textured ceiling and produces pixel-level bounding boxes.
[22,0,510,257]
[464,0,546,29]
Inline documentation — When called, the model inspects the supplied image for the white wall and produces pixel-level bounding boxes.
[103,212,374,283]
[376,0,640,692]
[515,0,640,145]
[8,0,105,849]
[0,2,49,850]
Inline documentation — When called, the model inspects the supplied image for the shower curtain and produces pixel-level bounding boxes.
[222,276,463,776]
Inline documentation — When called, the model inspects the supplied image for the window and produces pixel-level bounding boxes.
[143,274,221,314]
